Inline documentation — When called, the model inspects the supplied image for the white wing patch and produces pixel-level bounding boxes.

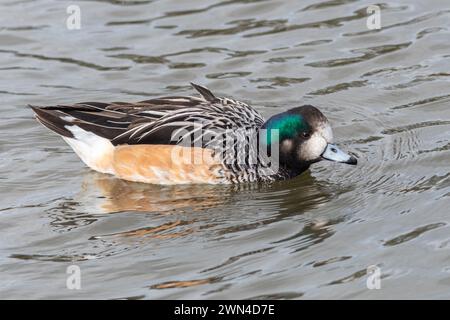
[63,125,115,174]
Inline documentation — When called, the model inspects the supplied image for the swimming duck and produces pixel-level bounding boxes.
[31,83,356,184]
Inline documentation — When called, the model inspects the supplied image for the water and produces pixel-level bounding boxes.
[0,0,449,299]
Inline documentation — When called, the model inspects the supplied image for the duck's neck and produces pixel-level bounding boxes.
[254,144,312,181]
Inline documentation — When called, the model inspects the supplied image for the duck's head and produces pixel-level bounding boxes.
[262,105,357,172]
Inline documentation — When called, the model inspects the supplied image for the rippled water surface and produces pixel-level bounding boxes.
[1,0,450,299]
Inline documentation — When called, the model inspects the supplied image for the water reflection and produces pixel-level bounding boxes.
[82,172,230,214]
[75,171,336,216]
[46,171,340,243]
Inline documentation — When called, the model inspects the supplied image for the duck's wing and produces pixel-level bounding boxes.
[113,84,265,147]
[31,83,265,149]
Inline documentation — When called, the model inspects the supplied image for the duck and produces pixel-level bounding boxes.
[31,83,357,185]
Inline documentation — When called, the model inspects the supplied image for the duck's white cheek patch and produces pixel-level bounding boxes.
[298,133,327,161]
[319,123,333,143]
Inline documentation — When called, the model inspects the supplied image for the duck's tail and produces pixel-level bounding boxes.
[30,104,127,139]
[30,105,76,138]
[30,105,119,174]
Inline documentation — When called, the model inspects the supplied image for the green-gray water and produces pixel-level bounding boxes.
[0,0,449,299]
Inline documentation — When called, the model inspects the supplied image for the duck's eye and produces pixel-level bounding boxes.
[301,132,311,139]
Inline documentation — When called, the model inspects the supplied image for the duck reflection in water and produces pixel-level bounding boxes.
[82,172,230,214]
[65,171,345,243]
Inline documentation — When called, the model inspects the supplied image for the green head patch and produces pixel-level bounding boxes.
[262,113,309,145]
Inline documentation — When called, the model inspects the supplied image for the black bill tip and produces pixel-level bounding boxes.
[346,156,358,165]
